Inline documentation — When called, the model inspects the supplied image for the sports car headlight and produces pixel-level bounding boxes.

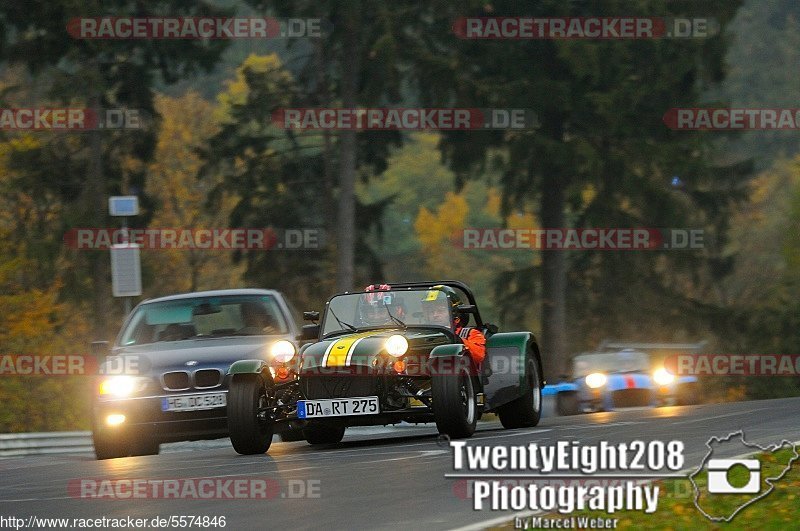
[653,367,675,386]
[385,335,408,357]
[585,372,607,389]
[99,376,138,397]
[271,340,296,363]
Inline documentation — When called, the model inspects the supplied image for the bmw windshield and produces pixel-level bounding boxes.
[118,295,289,346]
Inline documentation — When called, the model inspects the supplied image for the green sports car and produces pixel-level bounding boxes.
[226,281,545,455]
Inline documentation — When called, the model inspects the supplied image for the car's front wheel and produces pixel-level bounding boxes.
[431,358,478,438]
[497,356,542,429]
[227,374,274,455]
[92,430,159,460]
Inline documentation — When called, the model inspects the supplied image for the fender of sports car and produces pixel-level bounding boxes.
[428,343,465,358]
[228,359,271,376]
[482,331,542,408]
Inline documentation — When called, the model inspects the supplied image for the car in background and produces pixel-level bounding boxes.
[547,348,699,414]
[225,281,545,455]
[90,289,301,460]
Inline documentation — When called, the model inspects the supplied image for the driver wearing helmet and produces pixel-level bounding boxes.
[359,284,402,327]
[422,285,486,366]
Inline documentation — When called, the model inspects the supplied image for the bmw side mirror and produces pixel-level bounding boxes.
[90,340,110,358]
[303,311,320,322]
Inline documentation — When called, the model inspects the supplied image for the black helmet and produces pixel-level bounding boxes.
[431,285,462,312]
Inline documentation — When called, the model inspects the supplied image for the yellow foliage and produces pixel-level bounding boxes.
[581,184,597,206]
[484,188,502,218]
[415,192,469,275]
[216,53,294,123]
[144,92,244,293]
[507,210,536,230]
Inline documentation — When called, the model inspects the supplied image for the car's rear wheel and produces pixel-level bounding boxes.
[498,356,542,429]
[432,358,478,439]
[303,424,346,445]
[228,374,274,455]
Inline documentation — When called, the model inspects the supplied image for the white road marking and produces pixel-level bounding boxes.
[670,408,769,425]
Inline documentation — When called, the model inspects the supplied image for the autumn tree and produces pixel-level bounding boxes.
[144,92,244,294]
[0,0,232,335]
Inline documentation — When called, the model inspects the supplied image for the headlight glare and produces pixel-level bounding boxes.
[106,414,126,427]
[271,340,296,363]
[585,372,607,389]
[385,335,408,357]
[99,376,137,397]
[653,367,675,386]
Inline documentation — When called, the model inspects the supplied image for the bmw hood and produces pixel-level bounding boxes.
[103,336,293,375]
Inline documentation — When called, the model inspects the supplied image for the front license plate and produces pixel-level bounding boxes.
[297,396,379,419]
[161,393,227,412]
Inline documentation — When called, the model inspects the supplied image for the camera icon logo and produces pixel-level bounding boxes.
[707,459,761,494]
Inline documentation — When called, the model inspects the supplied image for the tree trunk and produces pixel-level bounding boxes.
[335,7,360,291]
[540,173,567,381]
[313,40,337,239]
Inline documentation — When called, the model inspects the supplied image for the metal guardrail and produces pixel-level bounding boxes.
[0,431,93,457]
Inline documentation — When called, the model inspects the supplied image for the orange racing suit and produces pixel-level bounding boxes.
[454,325,486,365]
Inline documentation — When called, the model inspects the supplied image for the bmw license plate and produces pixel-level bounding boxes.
[162,392,226,412]
[297,396,379,419]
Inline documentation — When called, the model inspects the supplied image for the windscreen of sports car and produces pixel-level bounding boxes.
[1,1,799,531]
[323,289,453,333]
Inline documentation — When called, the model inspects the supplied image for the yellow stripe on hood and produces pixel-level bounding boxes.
[323,332,379,367]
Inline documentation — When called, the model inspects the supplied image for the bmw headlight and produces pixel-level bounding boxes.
[271,340,296,363]
[99,376,138,397]
[585,372,607,389]
[653,367,675,386]
[385,335,408,357]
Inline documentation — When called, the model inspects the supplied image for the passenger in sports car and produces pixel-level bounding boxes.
[423,286,486,366]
